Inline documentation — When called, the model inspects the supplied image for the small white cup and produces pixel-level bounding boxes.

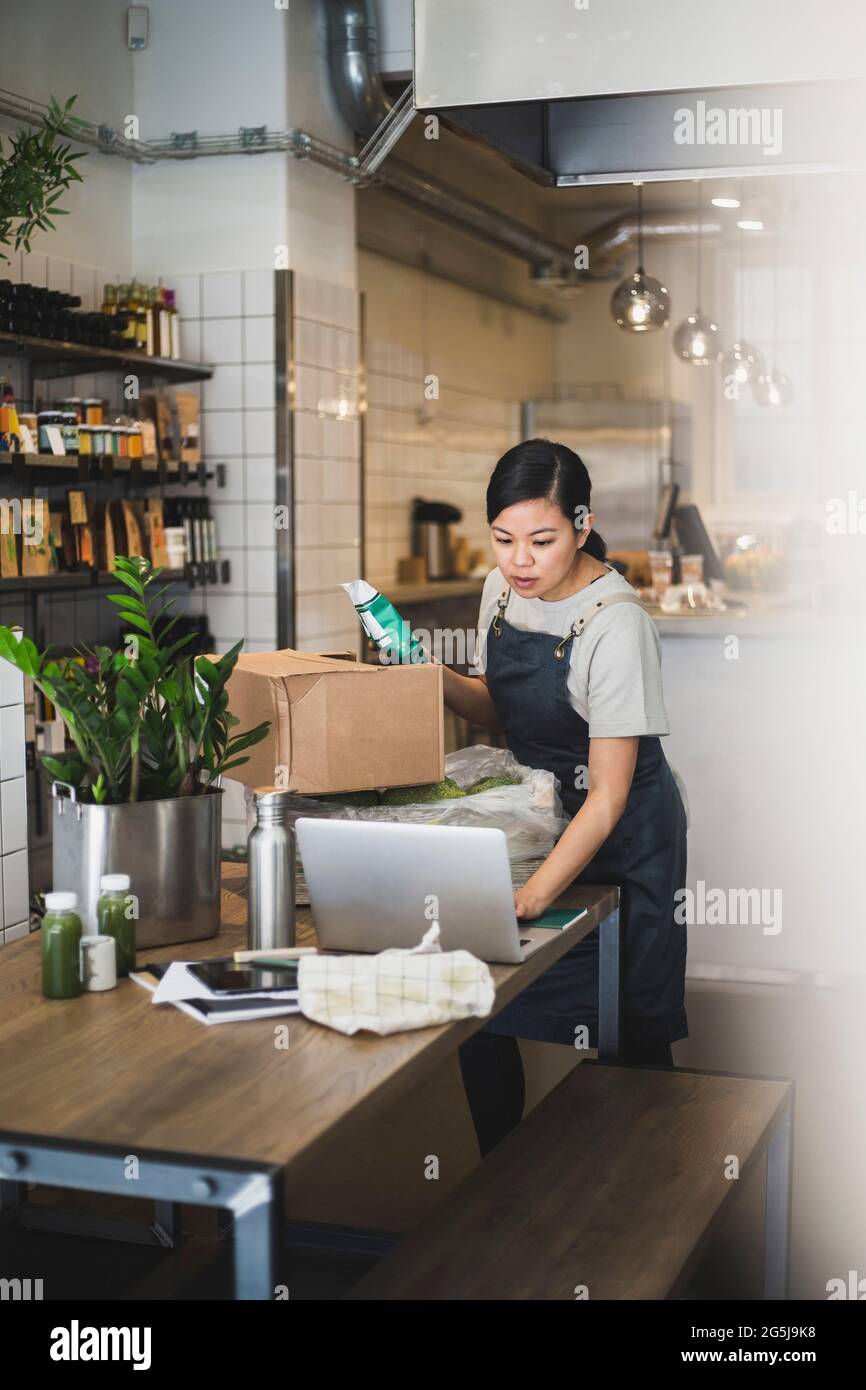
[79,934,118,992]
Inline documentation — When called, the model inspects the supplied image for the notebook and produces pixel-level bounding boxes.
[130,961,301,1026]
[525,908,588,930]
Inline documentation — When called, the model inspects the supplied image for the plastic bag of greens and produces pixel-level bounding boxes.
[244,746,569,901]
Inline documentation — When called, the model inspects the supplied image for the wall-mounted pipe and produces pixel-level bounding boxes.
[0,87,716,286]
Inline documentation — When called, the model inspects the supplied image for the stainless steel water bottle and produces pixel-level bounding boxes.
[247,787,296,951]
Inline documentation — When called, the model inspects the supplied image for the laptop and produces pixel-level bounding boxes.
[294,817,585,964]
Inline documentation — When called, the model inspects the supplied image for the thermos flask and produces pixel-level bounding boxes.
[247,787,296,951]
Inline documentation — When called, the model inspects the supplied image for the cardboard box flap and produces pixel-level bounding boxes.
[231,648,373,676]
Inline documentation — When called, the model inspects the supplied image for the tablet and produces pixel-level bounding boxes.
[188,958,299,995]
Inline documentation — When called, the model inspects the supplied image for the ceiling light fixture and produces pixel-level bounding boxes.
[673,180,723,365]
[721,210,764,401]
[610,183,671,333]
[753,231,793,409]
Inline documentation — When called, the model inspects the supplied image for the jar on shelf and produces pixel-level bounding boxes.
[58,397,84,422]
[61,411,79,455]
[37,410,63,452]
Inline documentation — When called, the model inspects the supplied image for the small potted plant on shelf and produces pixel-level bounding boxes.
[0,555,269,947]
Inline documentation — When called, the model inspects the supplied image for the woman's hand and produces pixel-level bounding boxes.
[514,879,555,920]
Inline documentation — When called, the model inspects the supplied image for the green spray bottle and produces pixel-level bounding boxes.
[341,580,427,664]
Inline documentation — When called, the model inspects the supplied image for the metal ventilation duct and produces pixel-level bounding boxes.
[323,0,392,137]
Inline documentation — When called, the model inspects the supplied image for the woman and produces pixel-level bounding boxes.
[442,439,689,1156]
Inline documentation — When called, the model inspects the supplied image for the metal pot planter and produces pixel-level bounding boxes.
[51,782,223,948]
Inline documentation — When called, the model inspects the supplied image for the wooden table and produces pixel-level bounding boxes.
[0,864,619,1299]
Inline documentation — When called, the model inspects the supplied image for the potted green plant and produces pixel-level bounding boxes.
[0,556,270,946]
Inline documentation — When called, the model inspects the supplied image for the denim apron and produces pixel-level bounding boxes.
[481,582,688,1051]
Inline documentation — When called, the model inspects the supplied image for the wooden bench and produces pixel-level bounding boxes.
[347,1060,794,1301]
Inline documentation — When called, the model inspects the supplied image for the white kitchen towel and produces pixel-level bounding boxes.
[297,922,495,1036]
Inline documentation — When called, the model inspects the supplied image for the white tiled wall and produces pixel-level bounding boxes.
[171,268,279,655]
[220,271,365,853]
[292,271,363,654]
[364,340,521,592]
[0,656,28,945]
[169,269,279,853]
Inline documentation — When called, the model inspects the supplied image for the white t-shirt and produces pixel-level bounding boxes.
[472,565,690,823]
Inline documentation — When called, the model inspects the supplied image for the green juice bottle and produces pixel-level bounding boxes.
[41,892,83,999]
[96,873,135,977]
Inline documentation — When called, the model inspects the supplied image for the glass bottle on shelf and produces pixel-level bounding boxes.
[157,282,171,359]
[117,284,137,347]
[149,286,163,358]
[133,282,148,351]
[144,285,156,356]
[101,283,117,318]
[165,289,181,360]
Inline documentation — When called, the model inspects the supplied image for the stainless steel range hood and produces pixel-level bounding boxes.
[413,0,866,185]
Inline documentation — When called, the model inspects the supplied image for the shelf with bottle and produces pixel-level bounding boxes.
[0,563,232,595]
[0,278,208,378]
[0,382,223,486]
[0,494,230,594]
[0,329,211,382]
[0,568,187,593]
[0,450,221,486]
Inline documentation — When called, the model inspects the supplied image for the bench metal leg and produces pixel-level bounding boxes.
[764,1103,793,1299]
[2,1177,182,1249]
[597,908,622,1061]
[152,1200,182,1248]
[0,1134,281,1300]
[232,1181,280,1300]
[1,1179,29,1214]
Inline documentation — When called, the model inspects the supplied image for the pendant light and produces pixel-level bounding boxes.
[753,231,794,409]
[721,217,763,401]
[673,182,723,364]
[610,184,671,333]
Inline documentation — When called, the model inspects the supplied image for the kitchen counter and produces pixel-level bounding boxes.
[648,586,826,637]
[389,577,817,638]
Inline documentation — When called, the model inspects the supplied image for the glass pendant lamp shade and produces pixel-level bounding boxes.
[673,311,723,364]
[611,267,670,331]
[721,339,763,397]
[753,233,793,408]
[674,180,723,365]
[753,364,794,408]
[721,339,761,384]
[610,183,670,333]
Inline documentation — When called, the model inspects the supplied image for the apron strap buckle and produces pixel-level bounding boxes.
[553,621,579,659]
[492,588,509,637]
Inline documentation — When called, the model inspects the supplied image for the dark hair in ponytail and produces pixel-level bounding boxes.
[486,438,607,562]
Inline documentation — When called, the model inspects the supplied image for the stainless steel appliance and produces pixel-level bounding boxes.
[520,398,691,552]
[411,498,462,580]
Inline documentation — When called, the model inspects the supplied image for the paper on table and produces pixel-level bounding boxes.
[151,960,296,1006]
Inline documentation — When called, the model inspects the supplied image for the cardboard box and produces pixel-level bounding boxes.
[218,648,444,794]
